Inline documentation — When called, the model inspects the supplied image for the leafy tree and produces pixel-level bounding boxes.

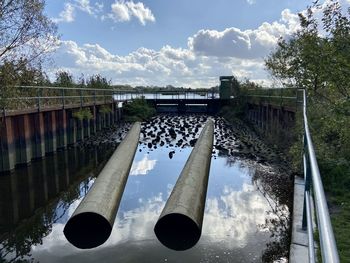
[86,74,110,89]
[265,2,350,260]
[0,60,50,112]
[0,0,59,67]
[265,1,350,104]
[55,71,74,87]
[123,98,155,122]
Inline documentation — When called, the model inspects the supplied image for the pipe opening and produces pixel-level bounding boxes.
[63,212,112,249]
[154,213,201,251]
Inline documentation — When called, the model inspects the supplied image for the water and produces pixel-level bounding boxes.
[0,115,291,263]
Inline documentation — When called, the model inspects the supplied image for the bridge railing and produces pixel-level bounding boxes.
[301,89,339,263]
[244,87,299,109]
[245,88,339,262]
[1,86,123,112]
[1,86,220,113]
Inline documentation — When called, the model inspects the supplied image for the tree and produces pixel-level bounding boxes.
[0,59,49,108]
[86,74,110,89]
[265,4,350,260]
[55,71,74,87]
[265,1,350,104]
[0,0,59,67]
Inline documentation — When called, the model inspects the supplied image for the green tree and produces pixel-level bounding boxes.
[0,59,50,110]
[265,1,350,104]
[86,74,110,89]
[265,1,350,260]
[55,71,74,87]
[0,0,59,66]
[123,98,155,122]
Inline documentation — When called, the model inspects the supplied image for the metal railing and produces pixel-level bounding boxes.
[1,86,220,112]
[245,88,339,262]
[244,87,299,109]
[1,86,118,112]
[301,89,339,263]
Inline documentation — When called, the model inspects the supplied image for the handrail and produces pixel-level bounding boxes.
[245,95,297,100]
[301,89,339,263]
[244,88,339,262]
[1,86,220,112]
[17,85,121,92]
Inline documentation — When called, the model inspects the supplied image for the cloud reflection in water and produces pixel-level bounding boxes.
[31,181,272,262]
[203,183,269,249]
[130,155,157,176]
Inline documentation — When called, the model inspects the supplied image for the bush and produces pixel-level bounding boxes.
[100,105,112,114]
[72,108,93,121]
[123,99,156,122]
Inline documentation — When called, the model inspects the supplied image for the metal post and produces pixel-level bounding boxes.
[305,190,316,262]
[37,88,41,111]
[80,89,83,107]
[61,89,65,109]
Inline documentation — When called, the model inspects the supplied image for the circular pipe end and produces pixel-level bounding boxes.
[63,212,112,249]
[154,213,201,251]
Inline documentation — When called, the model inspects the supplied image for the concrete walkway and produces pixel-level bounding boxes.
[290,176,309,262]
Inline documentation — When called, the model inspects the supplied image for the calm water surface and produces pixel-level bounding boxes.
[0,115,290,263]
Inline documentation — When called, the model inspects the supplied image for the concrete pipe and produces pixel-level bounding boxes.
[154,119,214,251]
[64,122,141,249]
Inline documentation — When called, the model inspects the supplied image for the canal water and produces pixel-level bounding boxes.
[0,114,291,263]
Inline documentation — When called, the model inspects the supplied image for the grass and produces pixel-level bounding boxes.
[331,201,350,262]
[319,185,350,263]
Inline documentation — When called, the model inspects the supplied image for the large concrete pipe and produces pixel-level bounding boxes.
[64,122,141,249]
[154,119,214,251]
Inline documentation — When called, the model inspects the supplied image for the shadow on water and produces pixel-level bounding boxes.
[0,145,115,262]
[0,114,293,263]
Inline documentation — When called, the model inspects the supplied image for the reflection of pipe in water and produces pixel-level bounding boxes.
[154,119,214,251]
[64,122,141,249]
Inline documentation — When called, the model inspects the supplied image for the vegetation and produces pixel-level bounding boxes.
[100,105,112,114]
[72,108,93,121]
[0,0,58,67]
[123,98,156,122]
[265,1,350,261]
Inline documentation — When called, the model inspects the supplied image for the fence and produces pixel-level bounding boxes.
[246,88,339,262]
[1,86,219,113]
[301,89,339,263]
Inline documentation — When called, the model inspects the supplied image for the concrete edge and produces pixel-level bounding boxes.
[289,175,308,263]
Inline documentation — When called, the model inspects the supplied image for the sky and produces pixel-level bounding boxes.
[44,0,347,88]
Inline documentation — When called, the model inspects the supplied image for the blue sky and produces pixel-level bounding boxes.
[44,0,346,88]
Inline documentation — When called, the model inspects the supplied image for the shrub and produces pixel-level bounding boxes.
[123,99,155,122]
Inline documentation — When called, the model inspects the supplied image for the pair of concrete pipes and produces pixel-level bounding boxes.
[64,119,214,250]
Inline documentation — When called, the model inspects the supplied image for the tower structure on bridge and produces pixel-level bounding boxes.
[219,76,239,99]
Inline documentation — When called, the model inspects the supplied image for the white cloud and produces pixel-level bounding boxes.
[53,0,104,23]
[108,0,155,25]
[246,0,256,5]
[50,8,302,87]
[74,0,94,15]
[74,0,104,17]
[51,38,269,88]
[189,9,299,59]
[110,1,131,22]
[52,3,75,23]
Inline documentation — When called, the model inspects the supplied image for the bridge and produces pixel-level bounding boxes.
[0,85,340,262]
